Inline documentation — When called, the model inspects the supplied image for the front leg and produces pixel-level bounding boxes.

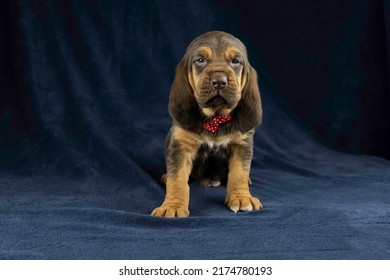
[225,139,263,213]
[152,127,200,218]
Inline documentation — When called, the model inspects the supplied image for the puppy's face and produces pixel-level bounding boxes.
[185,33,249,116]
[168,31,261,134]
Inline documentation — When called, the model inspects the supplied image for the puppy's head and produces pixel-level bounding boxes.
[185,31,249,116]
[169,31,262,132]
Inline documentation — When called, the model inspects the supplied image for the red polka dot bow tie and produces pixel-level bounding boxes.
[203,114,233,133]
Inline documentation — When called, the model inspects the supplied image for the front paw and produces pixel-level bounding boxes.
[151,203,189,218]
[225,195,263,213]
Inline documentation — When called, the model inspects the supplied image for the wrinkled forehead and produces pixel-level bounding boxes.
[185,32,247,59]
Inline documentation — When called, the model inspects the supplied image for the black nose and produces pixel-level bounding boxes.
[211,74,227,89]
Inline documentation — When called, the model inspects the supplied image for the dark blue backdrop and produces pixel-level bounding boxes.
[0,0,389,259]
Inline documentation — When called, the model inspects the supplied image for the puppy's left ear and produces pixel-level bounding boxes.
[234,65,262,132]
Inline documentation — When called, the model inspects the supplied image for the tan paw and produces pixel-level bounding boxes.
[151,204,189,218]
[225,195,263,213]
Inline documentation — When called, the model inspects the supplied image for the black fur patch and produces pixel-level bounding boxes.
[191,143,231,182]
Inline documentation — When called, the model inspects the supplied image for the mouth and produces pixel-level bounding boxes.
[204,95,228,108]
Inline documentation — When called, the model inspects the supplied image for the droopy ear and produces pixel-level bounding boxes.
[168,59,200,130]
[233,65,262,133]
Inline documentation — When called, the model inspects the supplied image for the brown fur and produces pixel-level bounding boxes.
[151,31,263,217]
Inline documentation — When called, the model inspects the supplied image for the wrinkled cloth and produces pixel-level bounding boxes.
[0,0,389,259]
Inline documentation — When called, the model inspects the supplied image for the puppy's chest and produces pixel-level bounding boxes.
[200,136,232,150]
[197,143,230,161]
[196,136,233,158]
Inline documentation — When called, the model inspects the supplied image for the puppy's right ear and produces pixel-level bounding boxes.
[168,59,199,129]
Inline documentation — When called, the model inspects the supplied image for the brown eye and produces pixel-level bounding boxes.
[231,58,240,64]
[194,57,206,65]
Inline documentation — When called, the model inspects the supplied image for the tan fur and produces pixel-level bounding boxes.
[152,127,200,217]
[225,145,262,212]
[224,46,244,90]
[152,31,263,217]
[173,126,248,148]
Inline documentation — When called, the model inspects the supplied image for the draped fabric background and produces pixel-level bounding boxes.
[1,0,389,259]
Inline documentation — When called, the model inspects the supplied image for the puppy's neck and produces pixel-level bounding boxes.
[201,107,232,118]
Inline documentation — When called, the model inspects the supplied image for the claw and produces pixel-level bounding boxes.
[226,195,262,213]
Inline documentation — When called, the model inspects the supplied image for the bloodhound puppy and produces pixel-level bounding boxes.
[152,31,263,217]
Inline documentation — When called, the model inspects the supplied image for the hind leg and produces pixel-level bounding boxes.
[161,174,167,185]
[200,178,221,188]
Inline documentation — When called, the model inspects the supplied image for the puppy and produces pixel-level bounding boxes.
[152,31,263,217]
